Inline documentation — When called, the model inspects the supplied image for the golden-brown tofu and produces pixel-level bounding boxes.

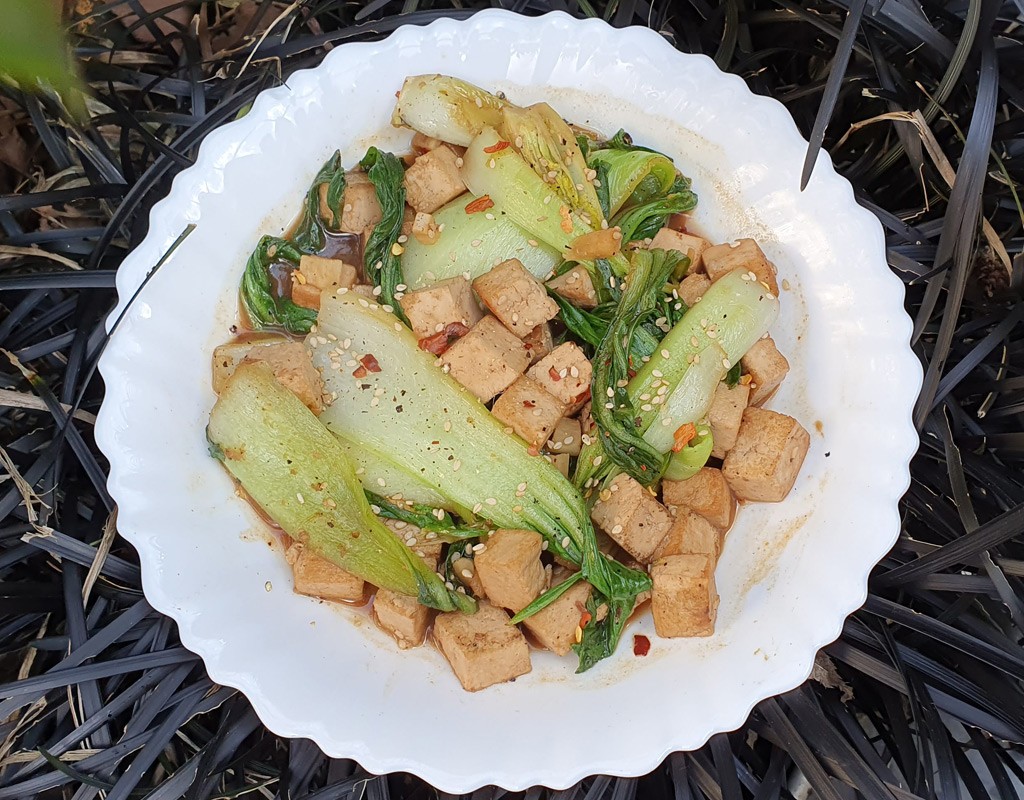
[590,474,674,564]
[662,467,736,531]
[703,239,779,295]
[339,182,382,235]
[473,259,559,338]
[373,589,433,649]
[491,376,567,449]
[298,255,358,292]
[211,338,288,393]
[742,336,790,406]
[722,407,810,502]
[286,543,365,603]
[650,228,711,273]
[433,601,531,691]
[547,416,582,456]
[411,211,440,245]
[654,509,722,560]
[547,266,598,309]
[474,530,547,613]
[451,555,487,599]
[412,132,446,152]
[403,147,466,214]
[290,282,323,311]
[241,341,324,414]
[523,577,593,656]
[650,554,718,638]
[527,342,592,413]
[399,276,483,339]
[440,316,531,402]
[523,323,553,365]
[708,382,751,458]
[677,272,711,307]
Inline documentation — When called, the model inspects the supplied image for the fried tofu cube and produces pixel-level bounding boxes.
[590,474,674,563]
[523,577,593,656]
[742,336,790,406]
[708,382,750,458]
[474,530,547,613]
[241,341,324,414]
[298,255,358,291]
[373,589,433,649]
[651,554,718,638]
[722,407,810,502]
[677,272,711,307]
[286,543,365,603]
[654,509,722,560]
[703,239,779,295]
[212,338,288,393]
[547,416,582,456]
[403,146,466,214]
[549,453,571,478]
[473,259,559,337]
[547,266,598,309]
[440,316,531,401]
[650,228,711,273]
[290,282,322,311]
[662,467,736,531]
[338,182,382,235]
[412,132,445,152]
[452,556,487,599]
[399,276,483,339]
[527,342,592,414]
[433,601,531,691]
[411,211,440,245]
[491,376,567,449]
[523,323,553,365]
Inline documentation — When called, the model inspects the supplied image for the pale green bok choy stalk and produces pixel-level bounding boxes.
[206,363,474,613]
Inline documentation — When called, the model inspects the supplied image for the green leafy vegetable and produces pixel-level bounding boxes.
[549,291,659,361]
[502,102,604,225]
[612,175,698,244]
[725,362,743,387]
[588,248,683,485]
[293,151,346,252]
[401,192,559,290]
[240,236,317,334]
[360,147,408,320]
[573,593,634,673]
[509,571,586,623]
[587,145,676,216]
[663,426,714,481]
[392,74,508,147]
[207,362,473,613]
[368,492,486,542]
[595,129,659,153]
[335,435,454,509]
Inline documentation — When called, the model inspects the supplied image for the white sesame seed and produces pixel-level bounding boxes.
[561,536,571,549]
[593,455,603,467]
[661,349,671,359]
[485,497,497,506]
[296,493,304,504]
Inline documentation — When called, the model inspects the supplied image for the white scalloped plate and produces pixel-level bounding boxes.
[95,10,920,791]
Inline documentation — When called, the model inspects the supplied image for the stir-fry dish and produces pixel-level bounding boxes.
[207,75,811,691]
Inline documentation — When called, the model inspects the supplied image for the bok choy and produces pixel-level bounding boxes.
[392,74,508,147]
[360,147,408,320]
[207,362,473,613]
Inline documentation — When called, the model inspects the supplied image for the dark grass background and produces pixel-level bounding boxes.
[1,0,1023,797]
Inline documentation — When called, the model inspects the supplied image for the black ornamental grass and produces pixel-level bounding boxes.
[1,0,1023,797]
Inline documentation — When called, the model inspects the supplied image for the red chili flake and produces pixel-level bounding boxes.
[522,400,536,408]
[527,444,541,456]
[465,195,495,214]
[352,365,368,379]
[574,386,591,404]
[483,140,510,153]
[548,366,562,382]
[359,354,382,373]
[575,601,593,628]
[633,634,651,657]
[417,322,470,355]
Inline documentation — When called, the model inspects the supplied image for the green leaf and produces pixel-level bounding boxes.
[368,491,486,542]
[293,151,345,252]
[239,236,318,334]
[0,3,86,118]
[725,361,743,387]
[612,175,698,244]
[360,147,409,322]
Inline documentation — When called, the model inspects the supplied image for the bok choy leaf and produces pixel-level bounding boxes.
[360,147,408,321]
[207,363,473,613]
[293,150,346,252]
[587,143,677,217]
[611,175,697,244]
[392,74,508,147]
[240,236,317,335]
